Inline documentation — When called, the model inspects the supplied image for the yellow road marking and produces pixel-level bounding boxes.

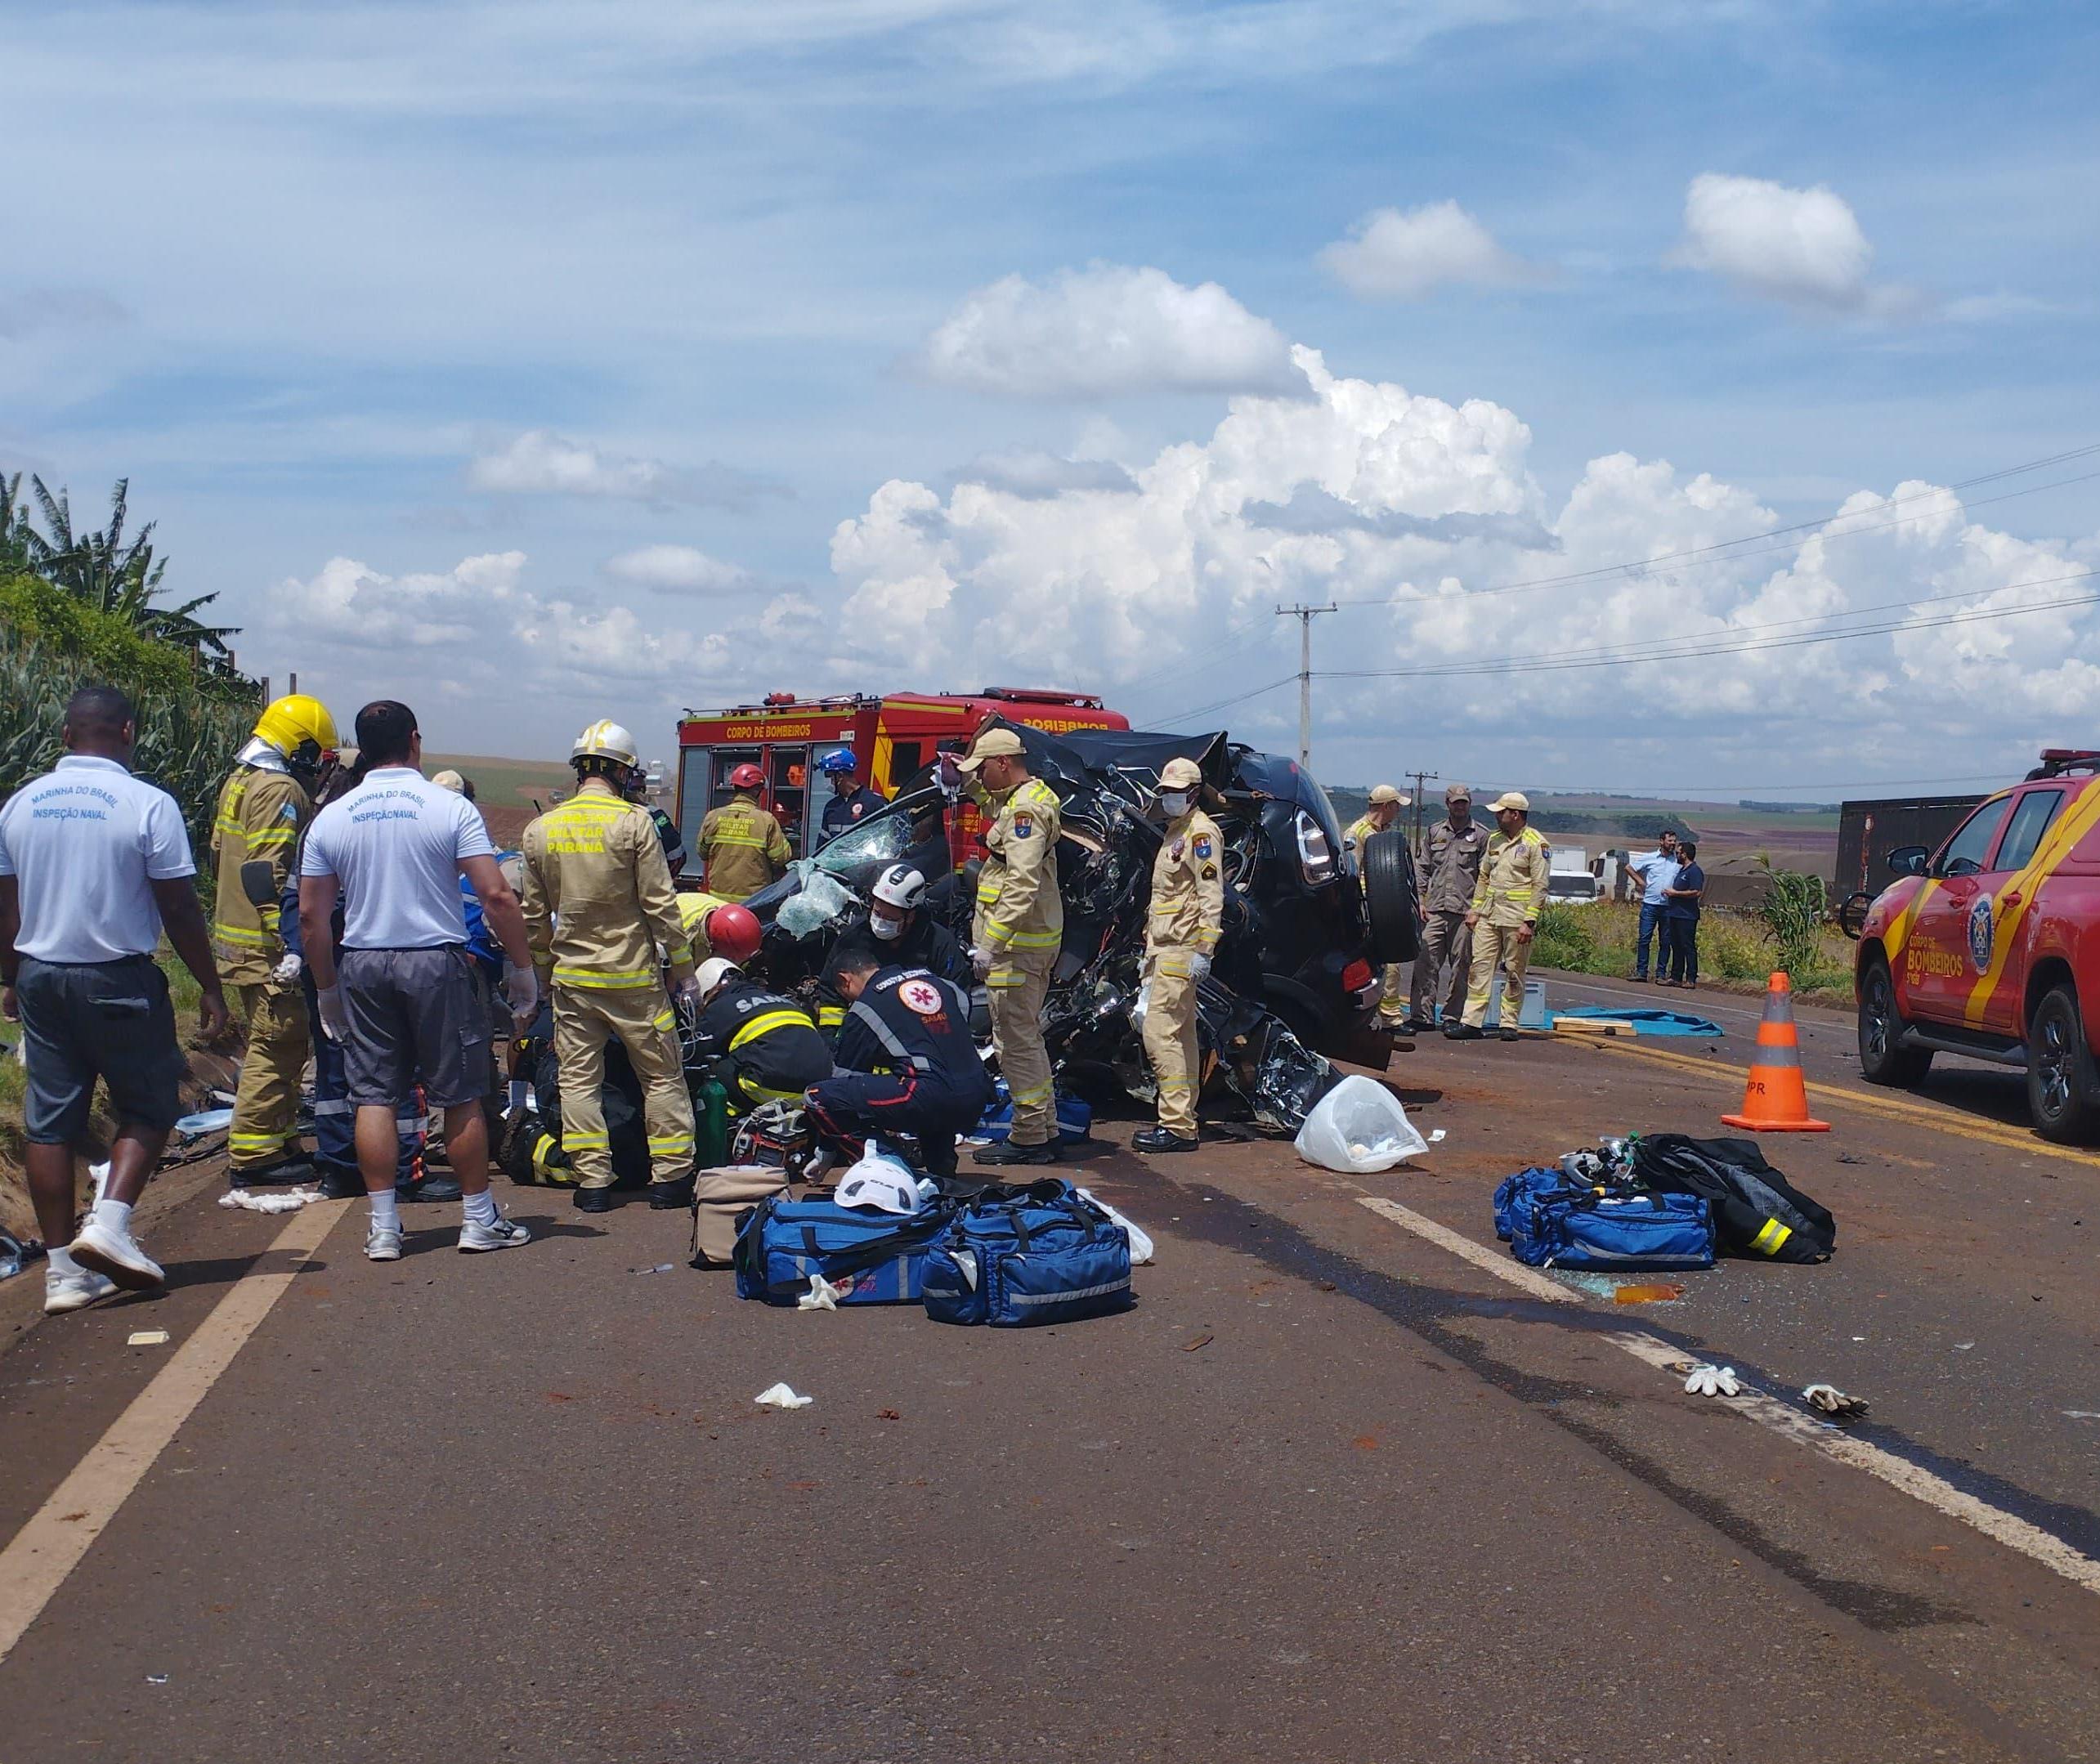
[0,1199,348,1664]
[1596,1038,2100,1170]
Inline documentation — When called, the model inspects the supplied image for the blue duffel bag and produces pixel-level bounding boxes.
[733,1192,956,1305]
[923,1180,1134,1327]
[1493,1166,1565,1242]
[1509,1188,1714,1272]
[975,1082,1093,1147]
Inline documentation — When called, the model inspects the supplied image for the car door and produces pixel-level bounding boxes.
[1899,794,2013,1025]
[1963,784,2070,1034]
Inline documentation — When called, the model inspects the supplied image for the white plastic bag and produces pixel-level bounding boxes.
[1292,1074,1429,1173]
[1077,1186,1156,1265]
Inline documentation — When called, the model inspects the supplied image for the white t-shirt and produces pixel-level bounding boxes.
[0,754,196,963]
[300,766,495,951]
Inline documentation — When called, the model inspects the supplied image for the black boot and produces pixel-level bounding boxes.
[1132,1127,1198,1154]
[315,1162,365,1200]
[573,1185,616,1213]
[1444,1023,1484,1041]
[648,1175,696,1211]
[398,1173,463,1202]
[231,1155,316,1189]
[1498,1027,1521,1042]
[973,1138,1057,1167]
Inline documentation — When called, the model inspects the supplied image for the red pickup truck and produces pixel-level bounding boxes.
[1852,750,2100,1140]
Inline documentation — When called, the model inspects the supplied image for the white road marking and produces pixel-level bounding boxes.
[0,1200,348,1663]
[1355,1194,2100,1599]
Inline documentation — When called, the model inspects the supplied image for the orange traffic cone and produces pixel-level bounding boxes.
[1722,972,1831,1133]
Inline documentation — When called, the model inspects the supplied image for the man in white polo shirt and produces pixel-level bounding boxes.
[0,687,232,1314]
[298,701,538,1261]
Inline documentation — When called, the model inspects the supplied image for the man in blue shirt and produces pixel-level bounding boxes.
[817,749,885,847]
[1626,830,1682,983]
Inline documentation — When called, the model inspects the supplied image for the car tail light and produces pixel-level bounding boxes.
[1341,959,1372,994]
[1294,809,1336,885]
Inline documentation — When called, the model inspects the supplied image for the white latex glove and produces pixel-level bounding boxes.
[1188,952,1212,983]
[271,951,303,984]
[1803,1382,1869,1417]
[315,985,349,1043]
[970,946,993,980]
[504,966,540,1023]
[1682,1363,1741,1399]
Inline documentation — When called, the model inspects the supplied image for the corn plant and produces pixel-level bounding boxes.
[1754,853,1831,982]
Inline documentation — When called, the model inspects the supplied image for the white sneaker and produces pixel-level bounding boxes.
[365,1226,403,1262]
[69,1218,165,1292]
[44,1267,119,1314]
[458,1214,531,1254]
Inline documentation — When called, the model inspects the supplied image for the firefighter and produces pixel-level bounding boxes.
[1134,756,1223,1153]
[687,957,831,1111]
[213,692,338,1185]
[676,893,764,967]
[956,726,1064,1166]
[817,748,886,846]
[698,763,790,900]
[815,863,971,1041]
[520,721,700,1213]
[1343,783,1410,1028]
[806,954,993,1178]
[1450,791,1551,1042]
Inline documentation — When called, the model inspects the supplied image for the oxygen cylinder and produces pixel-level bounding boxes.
[695,1074,731,1169]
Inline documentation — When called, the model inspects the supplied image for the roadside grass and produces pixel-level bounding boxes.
[1532,900,1855,1007]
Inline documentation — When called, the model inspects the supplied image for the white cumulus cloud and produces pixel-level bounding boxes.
[467,430,785,508]
[602,544,757,595]
[1672,172,1903,314]
[916,264,1302,399]
[1319,201,1542,300]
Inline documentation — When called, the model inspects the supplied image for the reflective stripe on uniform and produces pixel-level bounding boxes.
[846,998,933,1073]
[648,1134,694,1153]
[213,922,271,945]
[1009,1077,1054,1106]
[562,1131,611,1151]
[730,1008,811,1051]
[553,965,660,989]
[738,1076,810,1104]
[1751,1217,1793,1256]
[652,1009,675,1031]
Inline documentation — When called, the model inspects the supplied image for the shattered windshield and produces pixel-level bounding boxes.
[811,803,915,879]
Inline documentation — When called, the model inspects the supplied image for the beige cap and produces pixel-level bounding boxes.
[956,726,1026,772]
[1444,782,1472,804]
[1487,790,1530,813]
[431,769,467,794]
[1368,783,1406,807]
[1159,756,1204,790]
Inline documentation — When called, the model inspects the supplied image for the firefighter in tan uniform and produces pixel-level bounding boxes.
[956,727,1064,1166]
[1343,783,1409,1026]
[213,693,337,1184]
[698,763,791,901]
[522,721,700,1213]
[1135,756,1223,1153]
[1450,791,1551,1042]
[676,892,764,968]
[1407,783,1489,1031]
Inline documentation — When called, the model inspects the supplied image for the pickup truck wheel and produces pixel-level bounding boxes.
[2026,985,2100,1143]
[1360,829,1421,965]
[1857,956,1932,1086]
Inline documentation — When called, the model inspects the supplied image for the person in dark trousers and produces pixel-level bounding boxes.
[805,953,993,1177]
[687,956,831,1111]
[1662,841,1705,987]
[813,863,971,1041]
[0,687,232,1314]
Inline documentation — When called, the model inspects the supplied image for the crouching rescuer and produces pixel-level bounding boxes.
[806,954,992,1178]
[1135,756,1222,1153]
[522,721,701,1213]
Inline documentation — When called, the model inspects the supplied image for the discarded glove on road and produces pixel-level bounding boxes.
[754,1382,814,1409]
[795,1274,844,1312]
[1683,1362,1742,1398]
[1802,1382,1869,1418]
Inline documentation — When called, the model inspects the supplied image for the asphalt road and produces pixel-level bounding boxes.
[2,973,2096,1763]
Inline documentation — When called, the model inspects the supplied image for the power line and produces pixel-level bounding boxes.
[1151,672,1299,730]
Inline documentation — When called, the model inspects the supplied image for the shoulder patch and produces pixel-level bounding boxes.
[1193,835,1213,860]
[1011,813,1035,838]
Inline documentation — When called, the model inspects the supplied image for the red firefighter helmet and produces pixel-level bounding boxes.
[728,763,764,791]
[703,902,763,965]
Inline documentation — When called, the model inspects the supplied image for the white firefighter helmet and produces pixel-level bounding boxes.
[694,956,741,1003]
[871,864,927,912]
[571,720,639,769]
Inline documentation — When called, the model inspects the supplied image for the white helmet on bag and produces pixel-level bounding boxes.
[571,720,639,769]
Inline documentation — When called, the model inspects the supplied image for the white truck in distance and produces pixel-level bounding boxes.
[1546,842,1605,905]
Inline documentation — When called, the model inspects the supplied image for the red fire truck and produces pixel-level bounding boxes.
[673,687,1128,862]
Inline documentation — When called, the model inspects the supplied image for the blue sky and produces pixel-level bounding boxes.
[5,1,2098,795]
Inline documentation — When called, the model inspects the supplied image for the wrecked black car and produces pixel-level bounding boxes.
[735,721,1419,1132]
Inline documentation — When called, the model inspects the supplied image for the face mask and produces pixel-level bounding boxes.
[870,911,904,942]
[1160,791,1191,819]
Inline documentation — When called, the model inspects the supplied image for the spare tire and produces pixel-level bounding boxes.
[1360,828,1421,964]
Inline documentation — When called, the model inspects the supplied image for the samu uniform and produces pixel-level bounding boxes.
[211,764,311,1175]
[972,776,1063,1148]
[819,785,887,846]
[1411,817,1489,1027]
[689,979,831,1110]
[806,966,994,1176]
[521,779,696,1194]
[1462,826,1551,1029]
[1144,811,1224,1136]
[698,791,790,901]
[1344,813,1405,1024]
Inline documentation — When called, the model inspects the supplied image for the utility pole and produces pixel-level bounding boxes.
[1407,768,1440,859]
[1275,602,1337,769]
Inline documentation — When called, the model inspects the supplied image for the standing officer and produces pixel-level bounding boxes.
[1134,756,1222,1154]
[1449,790,1550,1043]
[624,768,687,879]
[212,692,337,1186]
[699,763,790,900]
[956,727,1064,1167]
[817,749,886,846]
[1343,783,1409,1027]
[521,721,700,1214]
[1405,784,1489,1032]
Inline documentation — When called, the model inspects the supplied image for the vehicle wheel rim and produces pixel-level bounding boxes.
[2036,1013,2073,1117]
[1864,976,1892,1061]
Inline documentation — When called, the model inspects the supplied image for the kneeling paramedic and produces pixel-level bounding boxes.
[688,957,831,1112]
[521,721,701,1213]
[1135,756,1223,1153]
[806,953,992,1178]
[953,726,1063,1166]
[815,862,970,1041]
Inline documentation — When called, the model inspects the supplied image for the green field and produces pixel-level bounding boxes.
[422,752,575,813]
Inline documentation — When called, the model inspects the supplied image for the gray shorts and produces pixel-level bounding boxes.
[338,944,490,1110]
[15,955,186,1144]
